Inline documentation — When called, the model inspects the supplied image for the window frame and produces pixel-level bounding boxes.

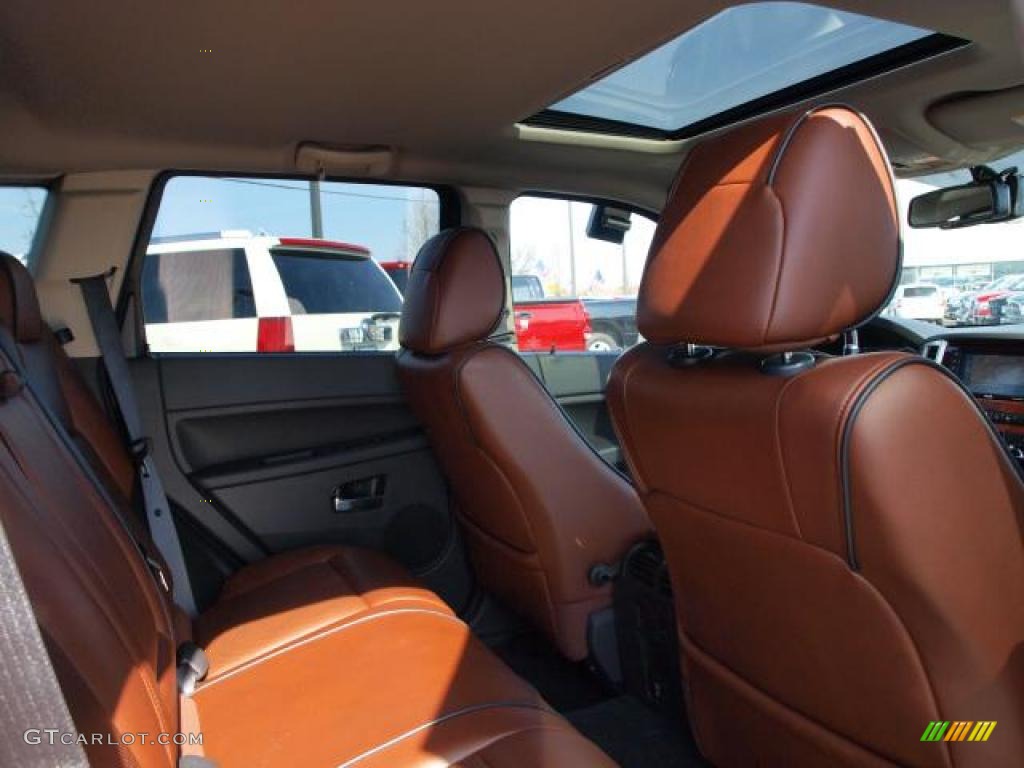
[122,170,460,356]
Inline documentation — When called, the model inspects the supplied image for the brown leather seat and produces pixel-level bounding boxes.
[608,105,1024,767]
[0,254,614,766]
[397,228,651,660]
[0,252,453,676]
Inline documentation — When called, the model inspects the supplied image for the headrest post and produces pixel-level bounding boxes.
[843,330,861,356]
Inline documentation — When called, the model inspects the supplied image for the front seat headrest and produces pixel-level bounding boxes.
[399,227,506,355]
[0,251,44,343]
[638,105,900,351]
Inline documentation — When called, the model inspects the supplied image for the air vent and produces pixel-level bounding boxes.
[658,568,672,597]
[628,546,661,587]
[626,542,673,596]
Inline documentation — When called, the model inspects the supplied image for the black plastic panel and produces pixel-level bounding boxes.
[131,352,473,612]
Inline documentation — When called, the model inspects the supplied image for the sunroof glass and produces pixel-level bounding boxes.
[541,2,936,134]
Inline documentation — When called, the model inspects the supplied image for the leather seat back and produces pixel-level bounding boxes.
[608,107,1024,767]
[0,254,182,768]
[397,228,650,660]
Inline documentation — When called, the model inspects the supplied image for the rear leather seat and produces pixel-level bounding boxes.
[0,252,614,767]
[0,253,454,676]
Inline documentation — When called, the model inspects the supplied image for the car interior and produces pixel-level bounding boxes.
[0,2,1022,767]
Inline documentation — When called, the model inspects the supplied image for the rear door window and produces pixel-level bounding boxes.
[0,186,48,268]
[139,177,442,353]
[903,286,937,298]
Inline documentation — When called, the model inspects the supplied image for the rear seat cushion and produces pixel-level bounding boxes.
[197,545,454,678]
[192,609,614,767]
[356,707,618,768]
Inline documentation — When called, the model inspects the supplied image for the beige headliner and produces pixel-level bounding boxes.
[1,0,1023,209]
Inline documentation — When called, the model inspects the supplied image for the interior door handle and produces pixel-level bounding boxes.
[333,495,382,513]
[332,475,386,514]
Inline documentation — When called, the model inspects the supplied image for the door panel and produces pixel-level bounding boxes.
[130,352,473,612]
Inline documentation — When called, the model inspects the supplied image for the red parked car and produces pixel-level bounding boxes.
[379,260,413,294]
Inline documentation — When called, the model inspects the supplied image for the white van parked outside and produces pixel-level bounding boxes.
[883,282,945,324]
[142,232,403,353]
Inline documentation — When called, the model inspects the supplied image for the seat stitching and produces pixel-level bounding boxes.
[194,607,465,691]
[681,630,926,767]
[335,702,557,768]
[773,373,805,540]
[451,346,560,639]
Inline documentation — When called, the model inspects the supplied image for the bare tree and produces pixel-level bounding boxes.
[21,189,42,248]
[402,193,440,259]
[511,242,543,277]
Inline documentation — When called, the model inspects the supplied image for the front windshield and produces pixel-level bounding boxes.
[894,149,1024,329]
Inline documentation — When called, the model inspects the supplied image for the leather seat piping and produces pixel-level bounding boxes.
[764,103,905,341]
[840,357,1024,571]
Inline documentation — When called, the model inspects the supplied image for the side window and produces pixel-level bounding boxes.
[140,177,441,353]
[0,186,48,268]
[509,195,656,354]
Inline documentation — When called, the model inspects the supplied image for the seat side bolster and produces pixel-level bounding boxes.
[849,362,1024,768]
[456,345,651,602]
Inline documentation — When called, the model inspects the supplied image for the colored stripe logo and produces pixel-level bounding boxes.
[921,721,997,742]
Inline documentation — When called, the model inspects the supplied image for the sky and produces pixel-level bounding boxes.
[0,186,47,261]
[551,3,929,131]
[510,197,656,298]
[152,177,439,262]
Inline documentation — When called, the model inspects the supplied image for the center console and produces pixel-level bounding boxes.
[922,337,1024,465]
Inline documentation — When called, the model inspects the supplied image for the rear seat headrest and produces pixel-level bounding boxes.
[399,227,506,355]
[0,252,43,343]
[637,105,900,351]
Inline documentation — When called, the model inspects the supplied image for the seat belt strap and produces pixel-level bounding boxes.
[74,270,198,616]
[0,504,88,767]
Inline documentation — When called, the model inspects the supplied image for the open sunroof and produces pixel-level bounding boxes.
[526,2,966,140]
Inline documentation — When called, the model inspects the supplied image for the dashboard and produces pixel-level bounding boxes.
[921,337,1024,464]
[821,317,1024,469]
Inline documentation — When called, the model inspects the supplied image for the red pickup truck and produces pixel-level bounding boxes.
[509,275,589,352]
[512,298,589,352]
[382,266,589,352]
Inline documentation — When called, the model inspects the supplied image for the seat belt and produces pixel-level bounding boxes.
[0,503,88,767]
[74,270,198,616]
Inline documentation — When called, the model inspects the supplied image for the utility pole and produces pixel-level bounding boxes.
[309,179,324,238]
[567,200,577,297]
[621,240,628,293]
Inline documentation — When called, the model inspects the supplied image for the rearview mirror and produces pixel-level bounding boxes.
[908,166,1022,229]
[587,205,633,244]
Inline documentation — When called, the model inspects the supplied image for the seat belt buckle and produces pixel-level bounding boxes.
[176,642,210,696]
[146,555,171,594]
